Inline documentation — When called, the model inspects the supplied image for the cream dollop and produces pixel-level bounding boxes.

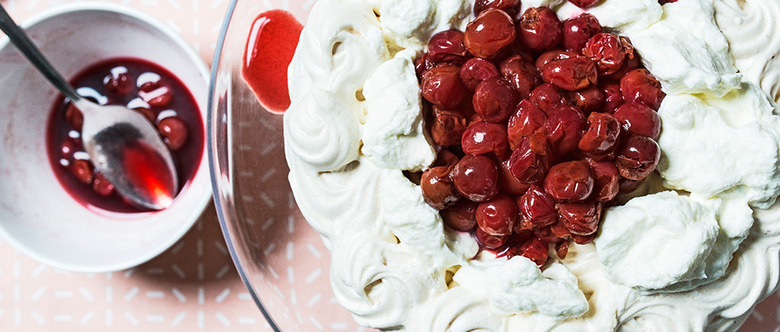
[596,191,720,290]
[618,0,741,97]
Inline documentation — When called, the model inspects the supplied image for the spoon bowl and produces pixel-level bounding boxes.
[0,4,178,210]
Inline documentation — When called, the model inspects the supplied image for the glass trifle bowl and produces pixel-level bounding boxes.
[209,0,780,331]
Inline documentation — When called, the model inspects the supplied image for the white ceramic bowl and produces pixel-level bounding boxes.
[0,3,211,273]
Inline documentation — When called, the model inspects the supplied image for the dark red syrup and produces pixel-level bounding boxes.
[46,57,204,214]
[242,9,303,113]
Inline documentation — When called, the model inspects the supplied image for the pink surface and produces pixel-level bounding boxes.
[0,0,777,331]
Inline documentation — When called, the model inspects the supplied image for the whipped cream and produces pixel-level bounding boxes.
[596,191,720,290]
[283,0,780,330]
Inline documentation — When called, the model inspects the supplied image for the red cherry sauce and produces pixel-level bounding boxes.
[242,10,303,113]
[46,58,204,214]
[123,141,177,208]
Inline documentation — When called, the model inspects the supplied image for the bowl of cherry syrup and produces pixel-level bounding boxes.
[0,3,211,273]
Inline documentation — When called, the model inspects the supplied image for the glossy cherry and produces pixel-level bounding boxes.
[421,64,469,109]
[473,77,518,123]
[430,107,469,146]
[529,83,569,114]
[620,68,665,110]
[421,166,460,210]
[613,102,661,139]
[461,121,510,159]
[615,135,661,180]
[578,112,620,154]
[460,57,500,91]
[451,154,500,202]
[464,9,516,59]
[545,104,587,155]
[441,200,479,231]
[517,185,557,229]
[557,200,601,236]
[544,160,594,201]
[476,194,518,236]
[427,30,469,65]
[500,55,541,99]
[517,7,563,52]
[507,99,547,149]
[562,13,602,53]
[542,56,598,91]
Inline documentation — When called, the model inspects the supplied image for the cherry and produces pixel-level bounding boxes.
[461,121,510,159]
[476,194,518,236]
[578,112,620,154]
[620,68,665,110]
[460,58,500,91]
[498,159,531,195]
[569,0,601,9]
[427,30,469,65]
[545,104,586,156]
[65,104,84,131]
[421,64,469,109]
[562,13,602,53]
[71,159,94,185]
[583,33,630,76]
[605,49,640,80]
[557,200,601,236]
[464,9,516,59]
[529,83,569,114]
[60,137,80,161]
[585,158,620,202]
[441,200,478,231]
[472,77,518,123]
[514,237,549,266]
[542,56,598,91]
[157,116,188,150]
[430,107,468,146]
[421,166,460,210]
[615,135,660,180]
[475,227,509,249]
[568,85,605,113]
[92,171,115,196]
[473,0,520,16]
[103,66,133,95]
[517,7,563,52]
[535,50,577,74]
[517,185,557,229]
[612,102,661,139]
[507,99,547,149]
[544,160,594,201]
[507,136,551,184]
[139,81,173,108]
[500,55,541,99]
[601,83,624,113]
[451,154,499,202]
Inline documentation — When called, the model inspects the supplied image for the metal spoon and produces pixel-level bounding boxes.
[0,5,178,210]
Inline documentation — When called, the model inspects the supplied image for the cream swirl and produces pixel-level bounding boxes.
[714,0,780,104]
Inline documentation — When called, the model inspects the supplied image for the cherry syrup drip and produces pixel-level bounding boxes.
[242,9,303,113]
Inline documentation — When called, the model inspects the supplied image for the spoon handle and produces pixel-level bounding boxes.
[0,4,82,102]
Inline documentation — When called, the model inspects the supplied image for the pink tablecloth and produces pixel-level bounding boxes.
[0,0,776,331]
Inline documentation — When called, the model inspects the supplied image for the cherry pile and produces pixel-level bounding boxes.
[48,58,204,213]
[417,1,665,266]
